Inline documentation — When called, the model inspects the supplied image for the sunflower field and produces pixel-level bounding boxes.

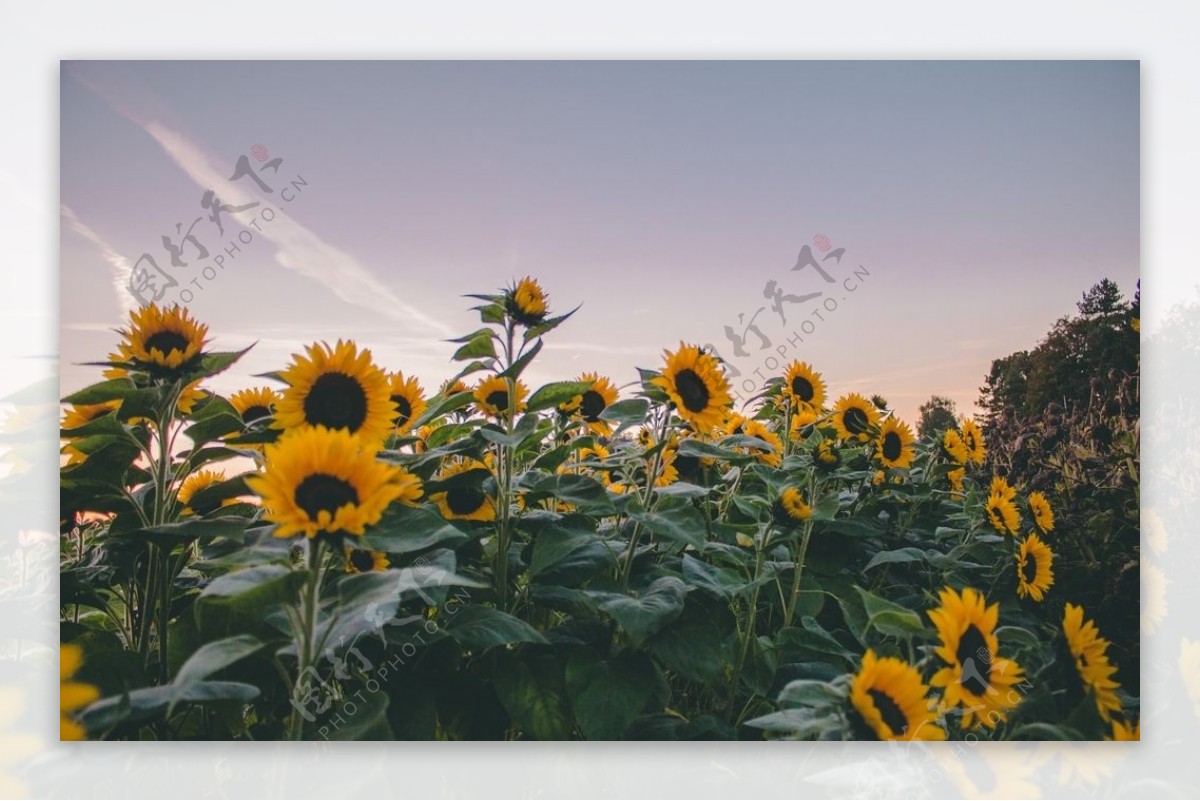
[59,278,1140,741]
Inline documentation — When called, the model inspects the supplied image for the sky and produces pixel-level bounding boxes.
[59,61,1140,425]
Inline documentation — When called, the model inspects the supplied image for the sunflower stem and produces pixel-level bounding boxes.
[783,518,814,630]
[620,406,670,590]
[495,318,518,612]
[287,538,325,741]
[730,524,772,714]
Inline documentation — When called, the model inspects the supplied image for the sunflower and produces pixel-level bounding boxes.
[773,487,811,526]
[725,415,782,467]
[386,371,427,436]
[473,375,529,419]
[429,457,496,522]
[653,447,681,488]
[876,417,916,469]
[229,387,280,425]
[412,421,442,454]
[1028,491,1055,535]
[788,407,819,442]
[985,490,1021,536]
[175,380,207,416]
[831,393,880,442]
[1108,717,1139,741]
[61,402,118,433]
[344,547,390,574]
[559,372,619,435]
[1015,533,1054,601]
[505,276,549,327]
[947,467,966,499]
[245,425,421,539]
[872,470,886,487]
[651,343,733,433]
[274,340,396,448]
[814,439,840,471]
[989,475,1016,501]
[177,469,229,516]
[941,429,969,464]
[1062,603,1122,722]
[849,650,946,741]
[120,303,209,371]
[781,361,827,412]
[928,586,1024,730]
[960,418,986,465]
[61,644,99,741]
[440,377,471,397]
[102,346,134,381]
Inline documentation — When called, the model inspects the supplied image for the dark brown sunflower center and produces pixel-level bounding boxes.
[1021,554,1038,585]
[882,431,903,461]
[956,624,992,696]
[843,406,870,435]
[241,405,271,424]
[485,390,509,413]
[579,390,607,422]
[294,473,359,520]
[392,395,413,425]
[791,376,814,402]
[446,486,486,515]
[868,689,909,737]
[348,549,377,573]
[304,372,368,432]
[144,330,190,358]
[673,368,711,413]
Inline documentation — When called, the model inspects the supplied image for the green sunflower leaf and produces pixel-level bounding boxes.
[443,605,549,650]
[526,381,592,414]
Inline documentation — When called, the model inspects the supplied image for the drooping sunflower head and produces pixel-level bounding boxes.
[429,457,496,522]
[177,469,227,516]
[876,417,916,469]
[344,547,390,574]
[560,372,619,434]
[60,643,99,742]
[960,418,986,465]
[849,650,946,741]
[61,402,119,435]
[121,303,209,372]
[739,419,783,467]
[1028,491,1055,535]
[814,439,840,471]
[230,387,280,425]
[1062,603,1122,722]
[473,375,529,419]
[651,343,733,433]
[245,425,422,540]
[941,429,969,464]
[788,407,819,442]
[831,393,880,442]
[928,586,1024,729]
[989,475,1016,502]
[782,361,827,412]
[947,467,966,499]
[387,371,427,436]
[1015,532,1055,602]
[274,340,396,448]
[985,491,1021,536]
[505,276,549,327]
[773,486,811,526]
[440,377,470,398]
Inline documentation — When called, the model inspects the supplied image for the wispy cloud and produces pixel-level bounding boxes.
[60,205,136,316]
[67,63,452,338]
